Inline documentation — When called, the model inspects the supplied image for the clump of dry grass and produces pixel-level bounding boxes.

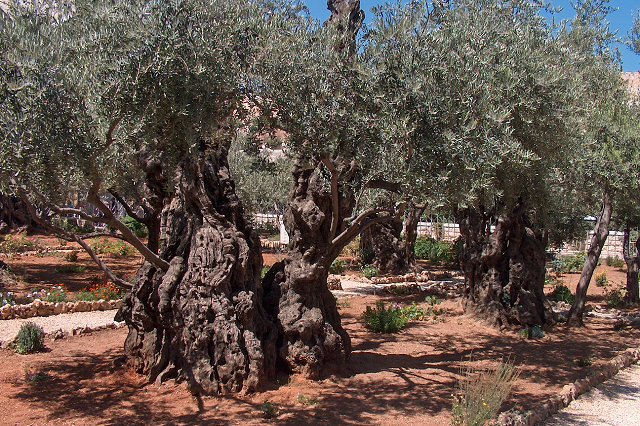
[451,359,519,426]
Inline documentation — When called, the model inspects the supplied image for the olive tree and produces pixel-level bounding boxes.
[364,0,611,328]
[1,0,312,394]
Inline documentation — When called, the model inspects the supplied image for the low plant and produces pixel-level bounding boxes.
[329,258,346,274]
[361,264,378,279]
[0,233,46,255]
[73,283,125,301]
[261,266,271,279]
[0,291,16,307]
[14,322,45,354]
[54,264,86,273]
[551,284,575,304]
[296,393,320,406]
[604,284,626,308]
[363,301,409,333]
[577,356,595,367]
[606,256,625,268]
[451,360,519,426]
[552,252,586,273]
[518,325,544,339]
[64,250,79,262]
[595,271,608,287]
[90,238,136,257]
[24,364,52,384]
[43,284,68,302]
[336,297,351,308]
[260,401,280,419]
[414,236,460,267]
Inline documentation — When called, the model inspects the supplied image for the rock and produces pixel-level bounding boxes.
[73,301,90,312]
[327,277,342,290]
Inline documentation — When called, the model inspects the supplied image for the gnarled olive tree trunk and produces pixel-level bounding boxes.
[359,218,406,274]
[262,157,354,379]
[0,192,35,234]
[458,204,554,328]
[117,144,276,395]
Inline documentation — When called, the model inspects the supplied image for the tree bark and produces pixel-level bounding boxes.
[623,223,640,304]
[458,203,554,328]
[403,204,427,270]
[262,156,354,379]
[0,192,36,234]
[567,187,613,326]
[117,144,276,395]
[359,218,406,274]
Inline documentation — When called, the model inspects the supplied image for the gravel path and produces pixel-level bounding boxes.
[540,363,640,426]
[0,309,123,346]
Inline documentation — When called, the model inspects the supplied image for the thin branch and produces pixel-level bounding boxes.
[331,205,404,249]
[15,186,131,289]
[321,156,341,241]
[86,178,169,272]
[107,188,147,223]
[365,179,402,193]
[104,116,122,151]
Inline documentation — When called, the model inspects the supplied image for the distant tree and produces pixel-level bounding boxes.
[365,0,619,328]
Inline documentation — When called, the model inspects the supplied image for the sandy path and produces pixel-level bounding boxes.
[0,309,123,346]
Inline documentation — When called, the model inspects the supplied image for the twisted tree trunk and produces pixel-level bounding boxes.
[458,203,554,328]
[0,192,35,234]
[359,218,406,274]
[117,144,276,395]
[262,157,353,379]
[567,187,613,327]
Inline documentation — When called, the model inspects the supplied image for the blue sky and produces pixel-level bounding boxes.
[304,0,639,71]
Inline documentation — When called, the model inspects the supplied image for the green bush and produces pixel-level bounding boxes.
[361,265,378,279]
[553,252,586,273]
[121,216,148,238]
[606,256,625,268]
[329,258,346,274]
[363,301,408,333]
[44,284,68,302]
[14,322,45,354]
[54,264,86,273]
[414,236,461,268]
[605,285,626,308]
[90,238,136,256]
[551,284,575,304]
[595,271,608,287]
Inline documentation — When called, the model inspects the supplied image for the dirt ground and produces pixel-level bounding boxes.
[0,236,638,426]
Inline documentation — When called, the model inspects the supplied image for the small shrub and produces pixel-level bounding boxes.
[14,322,45,354]
[64,250,79,262]
[361,265,378,279]
[595,271,608,287]
[577,356,595,367]
[260,401,280,419]
[329,258,346,274]
[553,252,586,273]
[606,256,625,268]
[54,264,86,273]
[44,284,68,302]
[363,301,408,333]
[519,325,545,339]
[451,360,519,426]
[0,233,44,255]
[24,365,52,384]
[0,291,16,307]
[336,297,351,308]
[90,238,136,257]
[414,236,461,268]
[296,393,320,406]
[73,289,95,301]
[87,283,126,301]
[604,285,626,308]
[551,284,575,304]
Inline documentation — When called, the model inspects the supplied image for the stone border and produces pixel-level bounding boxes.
[0,299,122,320]
[496,347,640,426]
